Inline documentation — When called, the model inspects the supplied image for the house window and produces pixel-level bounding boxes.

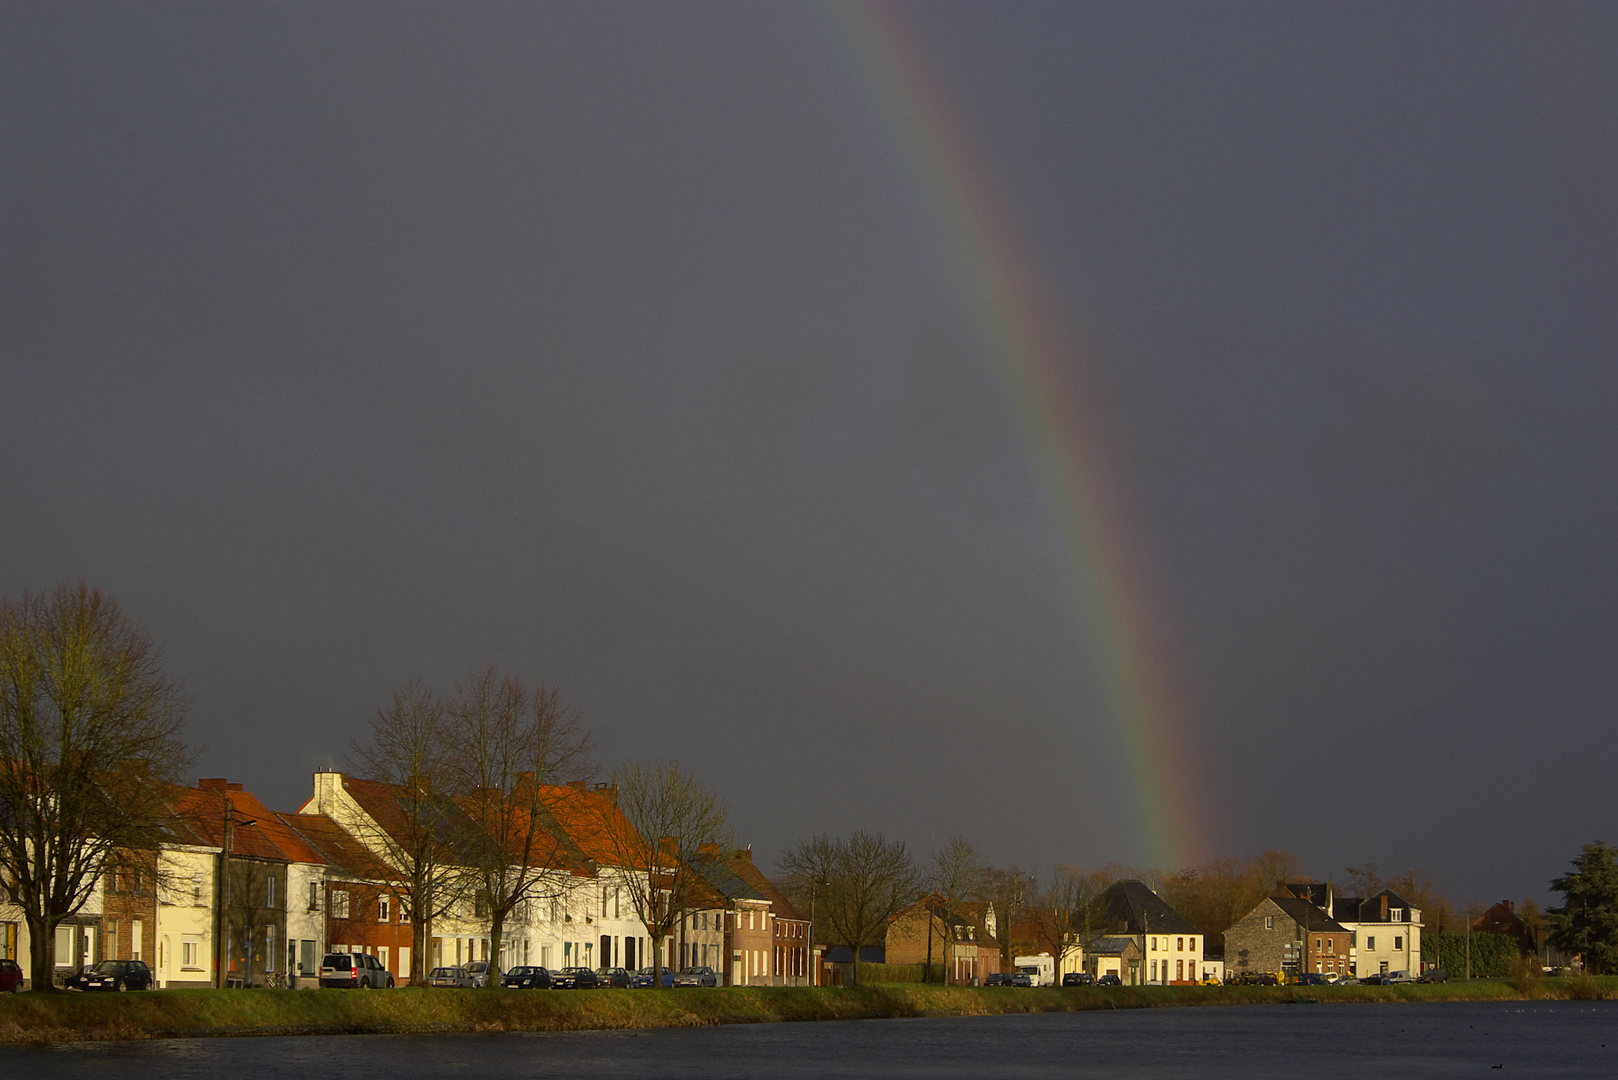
[1177,937,1184,951]
[1315,938,1322,951]
[1391,909,1403,923]
[379,897,390,922]
[334,890,350,919]
[308,881,319,911]
[182,937,202,970]
[1366,936,1375,951]
[265,927,275,972]
[266,875,276,908]
[1394,936,1402,950]
[399,898,410,923]
[1264,917,1274,930]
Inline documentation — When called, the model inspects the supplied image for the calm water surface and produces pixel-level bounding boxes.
[14,1001,1618,1078]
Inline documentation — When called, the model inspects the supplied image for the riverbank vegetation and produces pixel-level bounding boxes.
[3,978,1616,1045]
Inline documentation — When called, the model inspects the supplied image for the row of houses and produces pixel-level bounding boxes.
[882,878,1428,986]
[1,767,1430,991]
[0,771,813,990]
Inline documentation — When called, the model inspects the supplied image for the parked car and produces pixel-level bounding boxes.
[0,958,24,993]
[501,966,551,989]
[426,965,477,988]
[1417,969,1449,984]
[984,972,1011,986]
[1199,975,1222,986]
[1061,972,1095,987]
[673,965,719,987]
[551,966,600,989]
[1097,973,1123,987]
[1383,970,1415,984]
[594,966,631,989]
[631,966,675,988]
[66,959,154,992]
[1007,972,1035,988]
[464,961,491,987]
[1293,973,1329,986]
[318,952,393,989]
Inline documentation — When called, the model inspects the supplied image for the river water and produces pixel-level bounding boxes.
[14,1001,1618,1078]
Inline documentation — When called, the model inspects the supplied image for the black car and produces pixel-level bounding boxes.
[1417,969,1449,984]
[1062,972,1095,987]
[551,966,599,989]
[594,966,631,988]
[984,972,1012,986]
[67,959,153,991]
[1294,972,1329,986]
[1097,973,1122,987]
[500,965,551,989]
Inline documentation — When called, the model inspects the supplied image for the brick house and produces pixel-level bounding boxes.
[101,855,158,970]
[887,895,991,984]
[715,847,811,985]
[687,846,773,985]
[1224,896,1352,980]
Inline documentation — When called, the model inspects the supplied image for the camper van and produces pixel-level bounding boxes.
[1013,954,1056,987]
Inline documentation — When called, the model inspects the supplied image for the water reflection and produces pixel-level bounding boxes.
[15,1001,1618,1079]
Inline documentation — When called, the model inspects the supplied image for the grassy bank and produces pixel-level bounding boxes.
[3,978,1615,1045]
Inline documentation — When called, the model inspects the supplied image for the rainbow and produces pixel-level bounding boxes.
[832,1,1204,871]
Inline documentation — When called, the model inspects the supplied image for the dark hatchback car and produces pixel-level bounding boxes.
[1062,972,1096,987]
[984,972,1012,987]
[1,958,24,993]
[67,960,154,992]
[630,966,674,988]
[551,966,600,989]
[1294,972,1329,986]
[594,966,631,988]
[1097,973,1123,987]
[500,966,551,989]
[1417,969,1449,983]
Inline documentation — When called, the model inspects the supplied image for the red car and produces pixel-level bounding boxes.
[0,958,23,993]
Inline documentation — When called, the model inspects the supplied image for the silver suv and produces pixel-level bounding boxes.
[318,952,393,988]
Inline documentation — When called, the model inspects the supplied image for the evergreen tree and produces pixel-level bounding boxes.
[1548,841,1618,975]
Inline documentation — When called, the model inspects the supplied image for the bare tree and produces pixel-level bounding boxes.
[0,583,191,990]
[928,835,984,983]
[348,678,467,984]
[593,760,727,988]
[446,665,593,987]
[982,865,1036,974]
[1025,865,1108,978]
[782,830,920,988]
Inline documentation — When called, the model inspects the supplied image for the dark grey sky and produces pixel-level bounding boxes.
[4,2,1614,906]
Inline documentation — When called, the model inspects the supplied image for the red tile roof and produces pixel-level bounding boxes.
[169,780,325,865]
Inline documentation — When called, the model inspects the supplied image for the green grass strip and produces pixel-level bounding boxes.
[3,977,1614,1045]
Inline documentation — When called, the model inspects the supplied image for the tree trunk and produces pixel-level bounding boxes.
[487,911,505,988]
[649,931,665,988]
[414,916,430,984]
[26,911,56,991]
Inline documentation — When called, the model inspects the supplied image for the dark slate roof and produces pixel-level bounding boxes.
[1270,896,1349,934]
[689,854,767,905]
[1335,890,1415,924]
[1098,879,1199,935]
[1084,935,1139,955]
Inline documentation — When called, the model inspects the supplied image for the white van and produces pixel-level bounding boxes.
[1013,954,1055,987]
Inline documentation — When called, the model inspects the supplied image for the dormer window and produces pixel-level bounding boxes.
[1390,908,1403,923]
